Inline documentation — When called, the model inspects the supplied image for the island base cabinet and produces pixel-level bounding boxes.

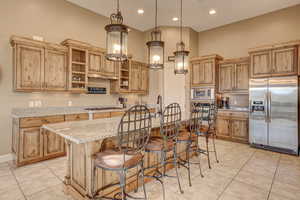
[65,134,191,200]
[18,127,44,164]
[43,130,65,158]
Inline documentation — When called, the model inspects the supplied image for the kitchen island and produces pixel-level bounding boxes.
[42,115,188,200]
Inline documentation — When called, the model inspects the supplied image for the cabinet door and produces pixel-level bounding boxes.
[202,60,214,85]
[191,62,200,86]
[235,63,249,92]
[43,129,65,157]
[231,119,249,143]
[15,45,44,91]
[89,52,103,73]
[216,117,231,138]
[130,62,141,91]
[219,64,234,92]
[272,47,297,76]
[140,66,149,93]
[19,127,43,163]
[44,50,67,90]
[104,59,118,78]
[250,51,271,78]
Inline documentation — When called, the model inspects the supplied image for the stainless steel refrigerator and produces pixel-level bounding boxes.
[249,76,299,155]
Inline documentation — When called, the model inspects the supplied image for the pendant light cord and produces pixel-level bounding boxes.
[155,0,158,30]
[117,0,120,13]
[180,0,183,43]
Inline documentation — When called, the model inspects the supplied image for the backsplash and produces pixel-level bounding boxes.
[219,94,249,108]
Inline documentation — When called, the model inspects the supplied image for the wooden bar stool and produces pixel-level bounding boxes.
[91,105,152,200]
[142,103,183,200]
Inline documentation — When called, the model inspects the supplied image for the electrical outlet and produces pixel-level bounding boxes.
[68,101,73,107]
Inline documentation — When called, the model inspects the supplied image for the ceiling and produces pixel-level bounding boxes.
[66,0,300,32]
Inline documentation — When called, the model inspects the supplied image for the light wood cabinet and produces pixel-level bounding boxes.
[216,111,249,143]
[43,129,65,157]
[219,64,234,92]
[19,127,44,163]
[249,41,299,78]
[218,57,249,93]
[140,66,149,92]
[11,36,68,92]
[190,54,223,87]
[231,118,248,143]
[44,49,67,90]
[88,47,118,79]
[130,61,141,92]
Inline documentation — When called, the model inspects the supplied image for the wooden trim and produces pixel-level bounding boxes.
[190,54,223,62]
[249,40,300,53]
[219,57,250,64]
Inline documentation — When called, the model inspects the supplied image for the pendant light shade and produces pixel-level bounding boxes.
[146,0,164,70]
[105,0,128,62]
[174,0,189,74]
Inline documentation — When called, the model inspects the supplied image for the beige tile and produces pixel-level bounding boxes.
[0,184,25,200]
[235,169,273,191]
[19,174,61,196]
[222,180,269,200]
[242,162,276,178]
[13,164,55,183]
[271,181,300,200]
[0,175,19,190]
[27,183,73,200]
[275,171,300,188]
[0,164,12,177]
[268,192,295,200]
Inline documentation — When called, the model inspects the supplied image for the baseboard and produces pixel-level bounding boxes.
[0,153,13,163]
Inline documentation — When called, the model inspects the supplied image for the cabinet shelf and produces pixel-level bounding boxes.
[72,71,86,75]
[72,61,86,66]
[72,81,86,84]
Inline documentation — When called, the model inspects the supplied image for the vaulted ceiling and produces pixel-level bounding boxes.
[66,0,300,32]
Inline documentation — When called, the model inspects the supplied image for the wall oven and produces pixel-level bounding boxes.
[191,87,215,101]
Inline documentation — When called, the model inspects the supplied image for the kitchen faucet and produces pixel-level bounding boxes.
[157,95,163,116]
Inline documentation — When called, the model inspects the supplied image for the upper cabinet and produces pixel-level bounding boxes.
[249,41,299,78]
[88,46,118,80]
[190,54,223,87]
[130,61,149,94]
[218,57,249,94]
[11,36,68,92]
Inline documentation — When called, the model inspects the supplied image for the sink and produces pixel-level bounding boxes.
[84,107,122,111]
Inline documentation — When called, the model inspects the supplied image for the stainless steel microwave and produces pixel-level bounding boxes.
[191,87,215,101]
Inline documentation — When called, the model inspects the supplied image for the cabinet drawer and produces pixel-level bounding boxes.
[111,111,125,117]
[93,112,111,119]
[231,112,249,119]
[20,115,65,128]
[65,113,89,121]
[217,112,232,118]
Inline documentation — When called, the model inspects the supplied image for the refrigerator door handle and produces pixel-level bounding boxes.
[265,93,269,123]
[268,91,272,123]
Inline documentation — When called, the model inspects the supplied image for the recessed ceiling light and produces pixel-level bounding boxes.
[137,9,144,14]
[209,9,216,15]
[172,17,179,21]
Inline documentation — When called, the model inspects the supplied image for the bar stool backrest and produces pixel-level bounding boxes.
[208,103,217,130]
[161,103,182,140]
[189,104,202,134]
[118,105,152,154]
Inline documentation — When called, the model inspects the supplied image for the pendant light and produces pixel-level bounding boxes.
[105,0,128,62]
[146,0,164,70]
[174,0,189,74]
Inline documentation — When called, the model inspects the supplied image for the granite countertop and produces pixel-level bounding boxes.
[218,107,249,112]
[42,116,162,144]
[12,105,157,118]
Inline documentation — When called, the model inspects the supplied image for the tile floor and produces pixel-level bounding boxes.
[1,139,299,200]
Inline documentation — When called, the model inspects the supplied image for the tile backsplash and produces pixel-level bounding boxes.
[220,94,249,108]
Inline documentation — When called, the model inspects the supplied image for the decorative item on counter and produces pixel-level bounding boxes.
[173,0,189,75]
[146,0,164,70]
[118,97,127,108]
[105,0,128,62]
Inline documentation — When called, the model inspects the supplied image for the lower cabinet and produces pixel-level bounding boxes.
[216,112,249,143]
[19,127,44,163]
[43,129,65,157]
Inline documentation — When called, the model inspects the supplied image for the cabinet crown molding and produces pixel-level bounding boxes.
[190,54,223,62]
[219,57,250,64]
[248,40,300,53]
[10,35,67,52]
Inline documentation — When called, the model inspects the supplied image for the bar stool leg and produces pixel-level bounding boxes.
[196,137,204,178]
[186,142,192,187]
[118,170,126,200]
[160,151,166,200]
[173,145,183,194]
[212,133,219,163]
[206,135,212,169]
[138,161,147,200]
